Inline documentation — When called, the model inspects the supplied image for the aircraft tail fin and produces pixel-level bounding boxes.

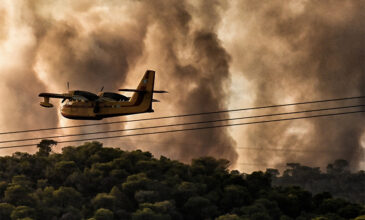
[129,70,155,111]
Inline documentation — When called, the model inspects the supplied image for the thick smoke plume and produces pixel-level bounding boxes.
[0,0,237,163]
[0,0,363,170]
[222,0,365,170]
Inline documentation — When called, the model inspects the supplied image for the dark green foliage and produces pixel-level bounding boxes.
[36,140,57,157]
[183,196,218,219]
[0,203,14,220]
[53,186,82,208]
[220,184,251,211]
[216,214,242,220]
[132,207,170,220]
[94,208,114,220]
[338,204,363,219]
[0,140,363,220]
[273,159,365,204]
[10,206,35,219]
[92,193,116,209]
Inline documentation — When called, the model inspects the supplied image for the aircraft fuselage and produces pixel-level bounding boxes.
[60,97,153,120]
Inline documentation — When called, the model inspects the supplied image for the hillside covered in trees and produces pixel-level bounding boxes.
[0,140,364,220]
[269,160,365,205]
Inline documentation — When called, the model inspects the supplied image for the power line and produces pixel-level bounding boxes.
[0,95,363,135]
[1,104,363,144]
[237,147,338,153]
[0,109,363,150]
[110,142,342,154]
[237,163,287,168]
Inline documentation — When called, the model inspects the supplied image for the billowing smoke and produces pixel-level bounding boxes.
[0,0,237,163]
[135,1,237,163]
[0,1,59,155]
[0,0,363,170]
[222,0,365,170]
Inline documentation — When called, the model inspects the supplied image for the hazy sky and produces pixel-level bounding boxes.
[0,0,364,172]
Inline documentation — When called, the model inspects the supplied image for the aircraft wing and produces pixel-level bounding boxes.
[39,93,73,108]
[39,93,72,99]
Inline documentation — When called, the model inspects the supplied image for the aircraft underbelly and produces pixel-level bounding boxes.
[61,104,152,120]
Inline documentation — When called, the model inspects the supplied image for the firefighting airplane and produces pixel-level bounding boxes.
[39,70,166,120]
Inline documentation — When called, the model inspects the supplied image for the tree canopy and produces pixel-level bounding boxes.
[0,140,363,219]
[271,160,365,204]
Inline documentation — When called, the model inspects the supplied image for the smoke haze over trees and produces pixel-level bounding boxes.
[268,159,365,204]
[0,0,364,170]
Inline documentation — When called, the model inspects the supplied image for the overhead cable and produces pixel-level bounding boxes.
[0,95,363,135]
[237,147,339,153]
[0,109,363,150]
[1,104,363,144]
[237,163,288,168]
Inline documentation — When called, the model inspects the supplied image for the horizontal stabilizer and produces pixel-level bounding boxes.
[118,89,143,93]
[119,89,167,93]
[153,90,168,93]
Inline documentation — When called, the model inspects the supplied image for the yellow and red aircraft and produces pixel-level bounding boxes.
[39,70,166,120]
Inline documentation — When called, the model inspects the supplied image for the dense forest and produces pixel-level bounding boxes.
[0,140,364,220]
[269,160,365,205]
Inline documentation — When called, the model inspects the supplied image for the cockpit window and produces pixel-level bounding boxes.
[102,92,129,101]
[74,91,99,101]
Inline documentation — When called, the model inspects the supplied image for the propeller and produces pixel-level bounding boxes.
[93,86,104,113]
[63,82,70,103]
